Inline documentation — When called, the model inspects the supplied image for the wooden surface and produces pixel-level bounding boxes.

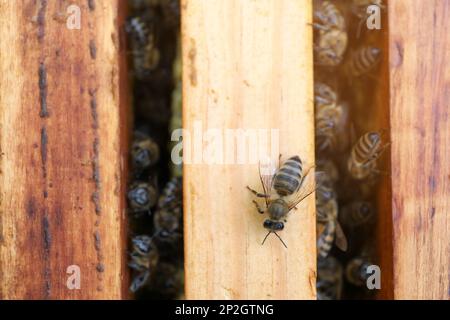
[182,0,316,299]
[389,0,449,299]
[0,0,129,299]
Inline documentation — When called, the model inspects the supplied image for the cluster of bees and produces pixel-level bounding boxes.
[126,0,183,299]
[313,0,388,299]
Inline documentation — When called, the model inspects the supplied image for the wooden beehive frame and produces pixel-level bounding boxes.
[0,0,129,299]
[0,0,448,300]
[181,0,316,299]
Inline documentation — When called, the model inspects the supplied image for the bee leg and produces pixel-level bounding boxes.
[246,186,269,198]
[309,22,329,32]
[252,200,265,214]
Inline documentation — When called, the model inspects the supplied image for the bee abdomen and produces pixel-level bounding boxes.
[317,220,336,258]
[273,156,303,196]
[347,46,381,77]
[348,132,383,179]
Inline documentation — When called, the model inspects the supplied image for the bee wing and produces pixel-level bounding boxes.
[335,221,348,252]
[258,157,278,207]
[287,169,325,211]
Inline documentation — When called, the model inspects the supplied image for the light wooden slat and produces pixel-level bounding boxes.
[182,0,315,299]
[0,0,129,299]
[389,0,449,299]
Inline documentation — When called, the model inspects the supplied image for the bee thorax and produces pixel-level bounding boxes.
[268,199,289,220]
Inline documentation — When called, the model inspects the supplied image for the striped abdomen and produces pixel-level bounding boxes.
[348,132,382,179]
[346,46,381,77]
[317,220,336,258]
[273,156,303,196]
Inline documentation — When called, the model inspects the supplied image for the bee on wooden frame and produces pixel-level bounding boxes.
[247,155,319,248]
[129,235,159,292]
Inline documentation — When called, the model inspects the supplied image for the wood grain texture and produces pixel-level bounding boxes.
[182,0,315,299]
[389,0,449,299]
[0,0,130,299]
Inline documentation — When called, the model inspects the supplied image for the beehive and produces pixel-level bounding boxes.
[0,0,448,300]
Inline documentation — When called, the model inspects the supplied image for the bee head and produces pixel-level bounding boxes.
[133,147,152,168]
[368,132,381,144]
[263,219,284,231]
[261,221,288,248]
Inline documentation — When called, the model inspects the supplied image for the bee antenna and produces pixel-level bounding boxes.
[261,231,272,246]
[273,232,288,249]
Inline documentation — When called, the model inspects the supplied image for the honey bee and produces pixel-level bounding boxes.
[125,16,160,79]
[131,132,160,175]
[317,255,343,300]
[316,198,348,258]
[247,155,318,248]
[347,131,389,180]
[315,30,348,67]
[313,1,348,66]
[345,256,373,287]
[344,46,381,78]
[128,181,158,216]
[129,235,159,292]
[340,201,374,227]
[154,177,183,245]
[314,83,349,153]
